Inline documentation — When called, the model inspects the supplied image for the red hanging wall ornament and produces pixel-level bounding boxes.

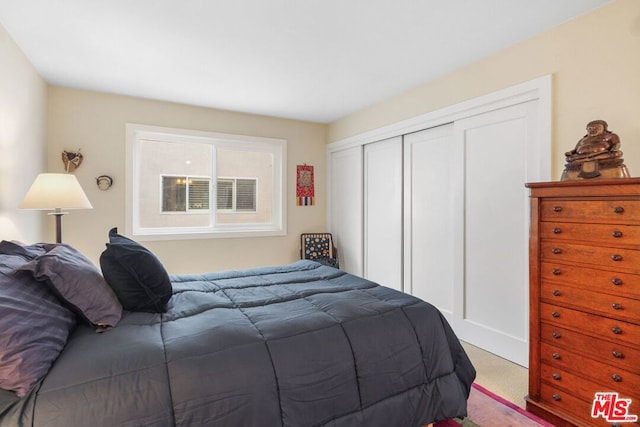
[296,164,314,206]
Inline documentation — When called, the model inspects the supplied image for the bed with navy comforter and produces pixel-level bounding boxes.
[1,238,475,427]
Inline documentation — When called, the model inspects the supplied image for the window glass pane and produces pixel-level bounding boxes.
[188,178,210,210]
[139,139,212,228]
[216,148,272,225]
[162,176,186,212]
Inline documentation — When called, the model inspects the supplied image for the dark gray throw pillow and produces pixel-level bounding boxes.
[0,241,76,398]
[20,244,123,329]
[99,228,172,312]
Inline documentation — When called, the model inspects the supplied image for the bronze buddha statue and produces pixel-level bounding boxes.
[561,120,630,180]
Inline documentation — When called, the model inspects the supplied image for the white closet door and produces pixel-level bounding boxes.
[328,146,363,276]
[327,77,550,367]
[452,100,539,367]
[364,137,402,291]
[403,124,455,320]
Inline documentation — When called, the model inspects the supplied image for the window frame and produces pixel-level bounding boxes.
[126,123,287,240]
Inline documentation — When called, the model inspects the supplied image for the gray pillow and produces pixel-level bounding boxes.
[20,244,122,330]
[0,241,76,397]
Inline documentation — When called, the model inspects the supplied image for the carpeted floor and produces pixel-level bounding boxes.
[433,341,555,426]
[435,383,554,427]
[460,342,528,409]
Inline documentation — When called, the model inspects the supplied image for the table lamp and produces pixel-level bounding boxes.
[20,173,93,243]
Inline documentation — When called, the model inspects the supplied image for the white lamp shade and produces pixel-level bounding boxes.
[20,173,93,210]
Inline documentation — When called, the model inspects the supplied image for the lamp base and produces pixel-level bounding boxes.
[48,210,68,244]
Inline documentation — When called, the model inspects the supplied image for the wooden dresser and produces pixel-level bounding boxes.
[525,179,640,427]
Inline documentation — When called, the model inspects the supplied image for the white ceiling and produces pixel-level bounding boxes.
[0,0,612,123]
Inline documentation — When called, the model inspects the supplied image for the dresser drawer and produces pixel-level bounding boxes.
[541,199,640,225]
[540,321,640,373]
[540,302,640,350]
[541,261,640,299]
[540,377,640,427]
[540,222,640,248]
[539,383,615,427]
[541,341,640,398]
[541,282,640,324]
[541,363,639,406]
[541,241,640,274]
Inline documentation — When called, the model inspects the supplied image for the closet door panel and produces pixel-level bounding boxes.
[364,137,402,291]
[452,101,538,367]
[328,146,363,276]
[404,124,454,317]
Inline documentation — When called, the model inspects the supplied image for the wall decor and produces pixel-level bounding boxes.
[61,149,83,172]
[296,164,314,206]
[561,120,630,180]
[96,175,113,191]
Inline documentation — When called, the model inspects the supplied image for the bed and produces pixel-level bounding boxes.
[0,231,475,427]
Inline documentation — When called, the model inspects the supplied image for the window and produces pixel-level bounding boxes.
[126,124,286,240]
[217,178,256,212]
[162,176,211,212]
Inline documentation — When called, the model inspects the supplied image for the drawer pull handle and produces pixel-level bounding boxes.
[553,206,563,213]
[552,269,562,275]
[613,206,625,214]
[552,227,562,234]
[552,248,562,255]
[612,230,623,238]
[552,373,561,380]
[612,350,624,359]
[552,311,560,318]
[552,290,561,297]
[552,394,561,401]
[552,352,561,360]
[552,331,561,339]
[611,254,622,261]
[612,303,623,310]
[612,374,622,382]
[612,327,622,334]
[611,278,623,286]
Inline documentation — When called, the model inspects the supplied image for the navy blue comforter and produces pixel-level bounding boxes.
[2,260,475,426]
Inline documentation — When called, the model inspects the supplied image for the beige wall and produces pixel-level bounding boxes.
[46,88,327,273]
[328,0,640,180]
[0,24,47,243]
[5,0,638,273]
